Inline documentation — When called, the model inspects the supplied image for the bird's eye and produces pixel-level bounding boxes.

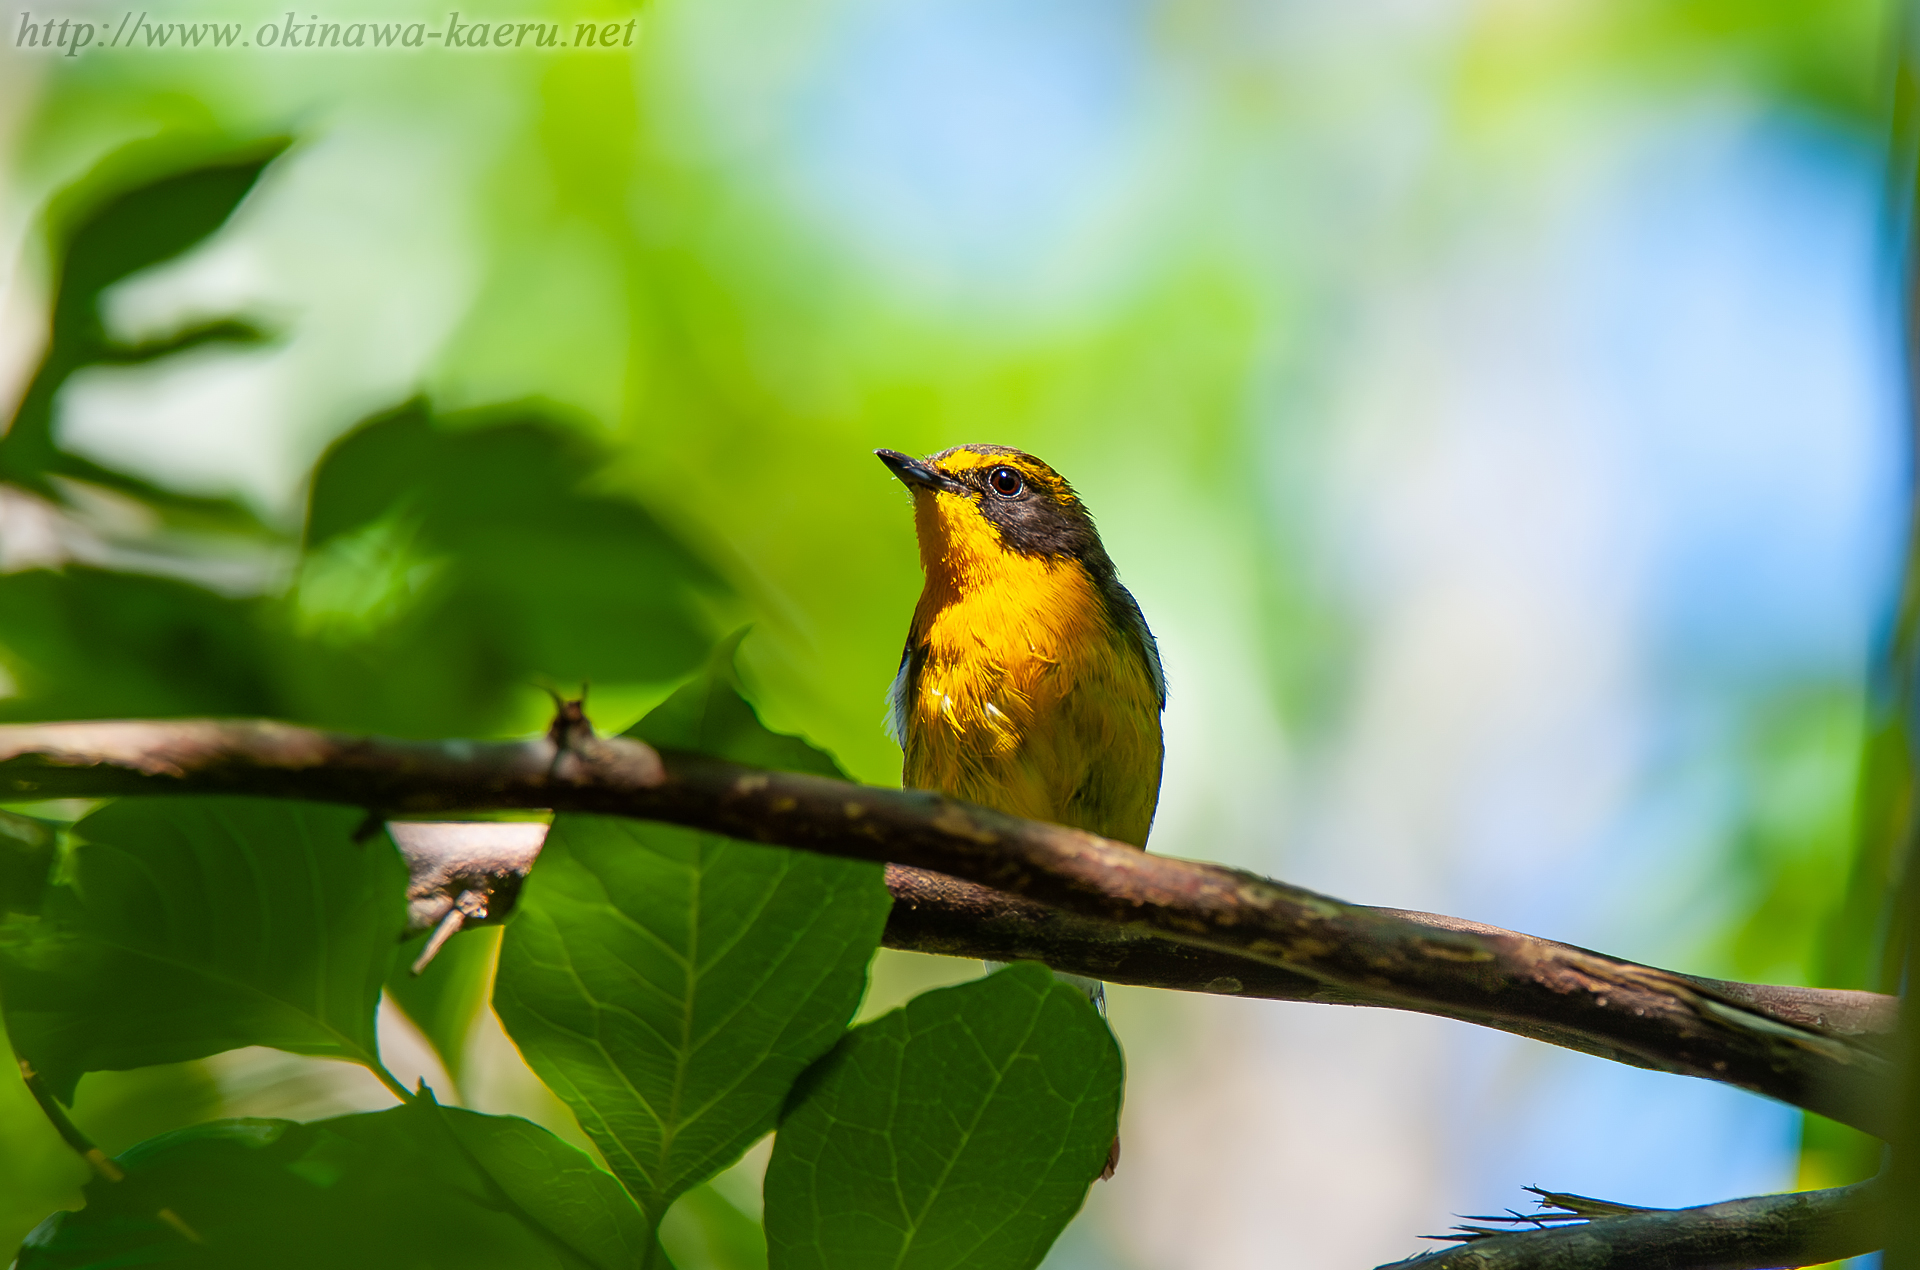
[988,466,1023,498]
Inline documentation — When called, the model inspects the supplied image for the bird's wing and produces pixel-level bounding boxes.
[1105,581,1166,708]
[884,636,928,746]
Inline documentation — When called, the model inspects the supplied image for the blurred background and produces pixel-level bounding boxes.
[0,1,1908,1266]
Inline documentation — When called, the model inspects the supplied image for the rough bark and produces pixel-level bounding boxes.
[879,865,1896,1081]
[0,717,1898,1137]
[1378,1178,1885,1270]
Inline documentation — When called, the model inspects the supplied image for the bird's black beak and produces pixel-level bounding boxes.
[875,449,965,494]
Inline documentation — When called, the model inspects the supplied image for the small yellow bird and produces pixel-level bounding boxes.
[878,443,1163,1180]
[876,444,1165,850]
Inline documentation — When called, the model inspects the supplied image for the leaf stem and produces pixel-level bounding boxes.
[16,1055,124,1181]
[368,1058,414,1103]
[18,1052,204,1244]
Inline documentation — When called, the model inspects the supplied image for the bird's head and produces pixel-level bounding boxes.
[875,444,1108,589]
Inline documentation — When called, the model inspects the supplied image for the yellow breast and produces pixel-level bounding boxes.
[899,488,1163,847]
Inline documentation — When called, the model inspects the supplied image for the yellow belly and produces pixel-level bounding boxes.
[901,559,1163,848]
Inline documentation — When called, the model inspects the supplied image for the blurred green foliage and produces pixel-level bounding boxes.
[0,130,1114,1255]
[0,0,1905,1262]
[1607,0,1890,119]
[287,400,728,736]
[0,133,284,529]
[1447,0,1888,137]
[1712,691,1868,989]
[0,569,279,720]
[0,132,732,738]
[1877,16,1920,1258]
[0,396,729,736]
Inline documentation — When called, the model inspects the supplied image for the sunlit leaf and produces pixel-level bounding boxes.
[494,648,891,1224]
[16,1099,652,1270]
[0,797,404,1102]
[764,963,1122,1270]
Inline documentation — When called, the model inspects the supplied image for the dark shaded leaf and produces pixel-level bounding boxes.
[0,568,278,723]
[0,798,404,1102]
[764,963,1123,1270]
[495,648,890,1224]
[439,1101,660,1269]
[17,1099,651,1270]
[0,809,59,916]
[285,400,726,736]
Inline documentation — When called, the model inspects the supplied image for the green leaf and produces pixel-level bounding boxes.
[622,633,839,777]
[437,1100,660,1270]
[0,568,279,724]
[16,1099,652,1270]
[494,651,891,1225]
[284,400,727,737]
[763,963,1123,1270]
[0,810,59,916]
[0,798,405,1102]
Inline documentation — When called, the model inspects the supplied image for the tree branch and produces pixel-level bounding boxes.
[388,825,1894,1088]
[1376,1178,1885,1270]
[0,718,1897,1137]
[878,866,1896,1079]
